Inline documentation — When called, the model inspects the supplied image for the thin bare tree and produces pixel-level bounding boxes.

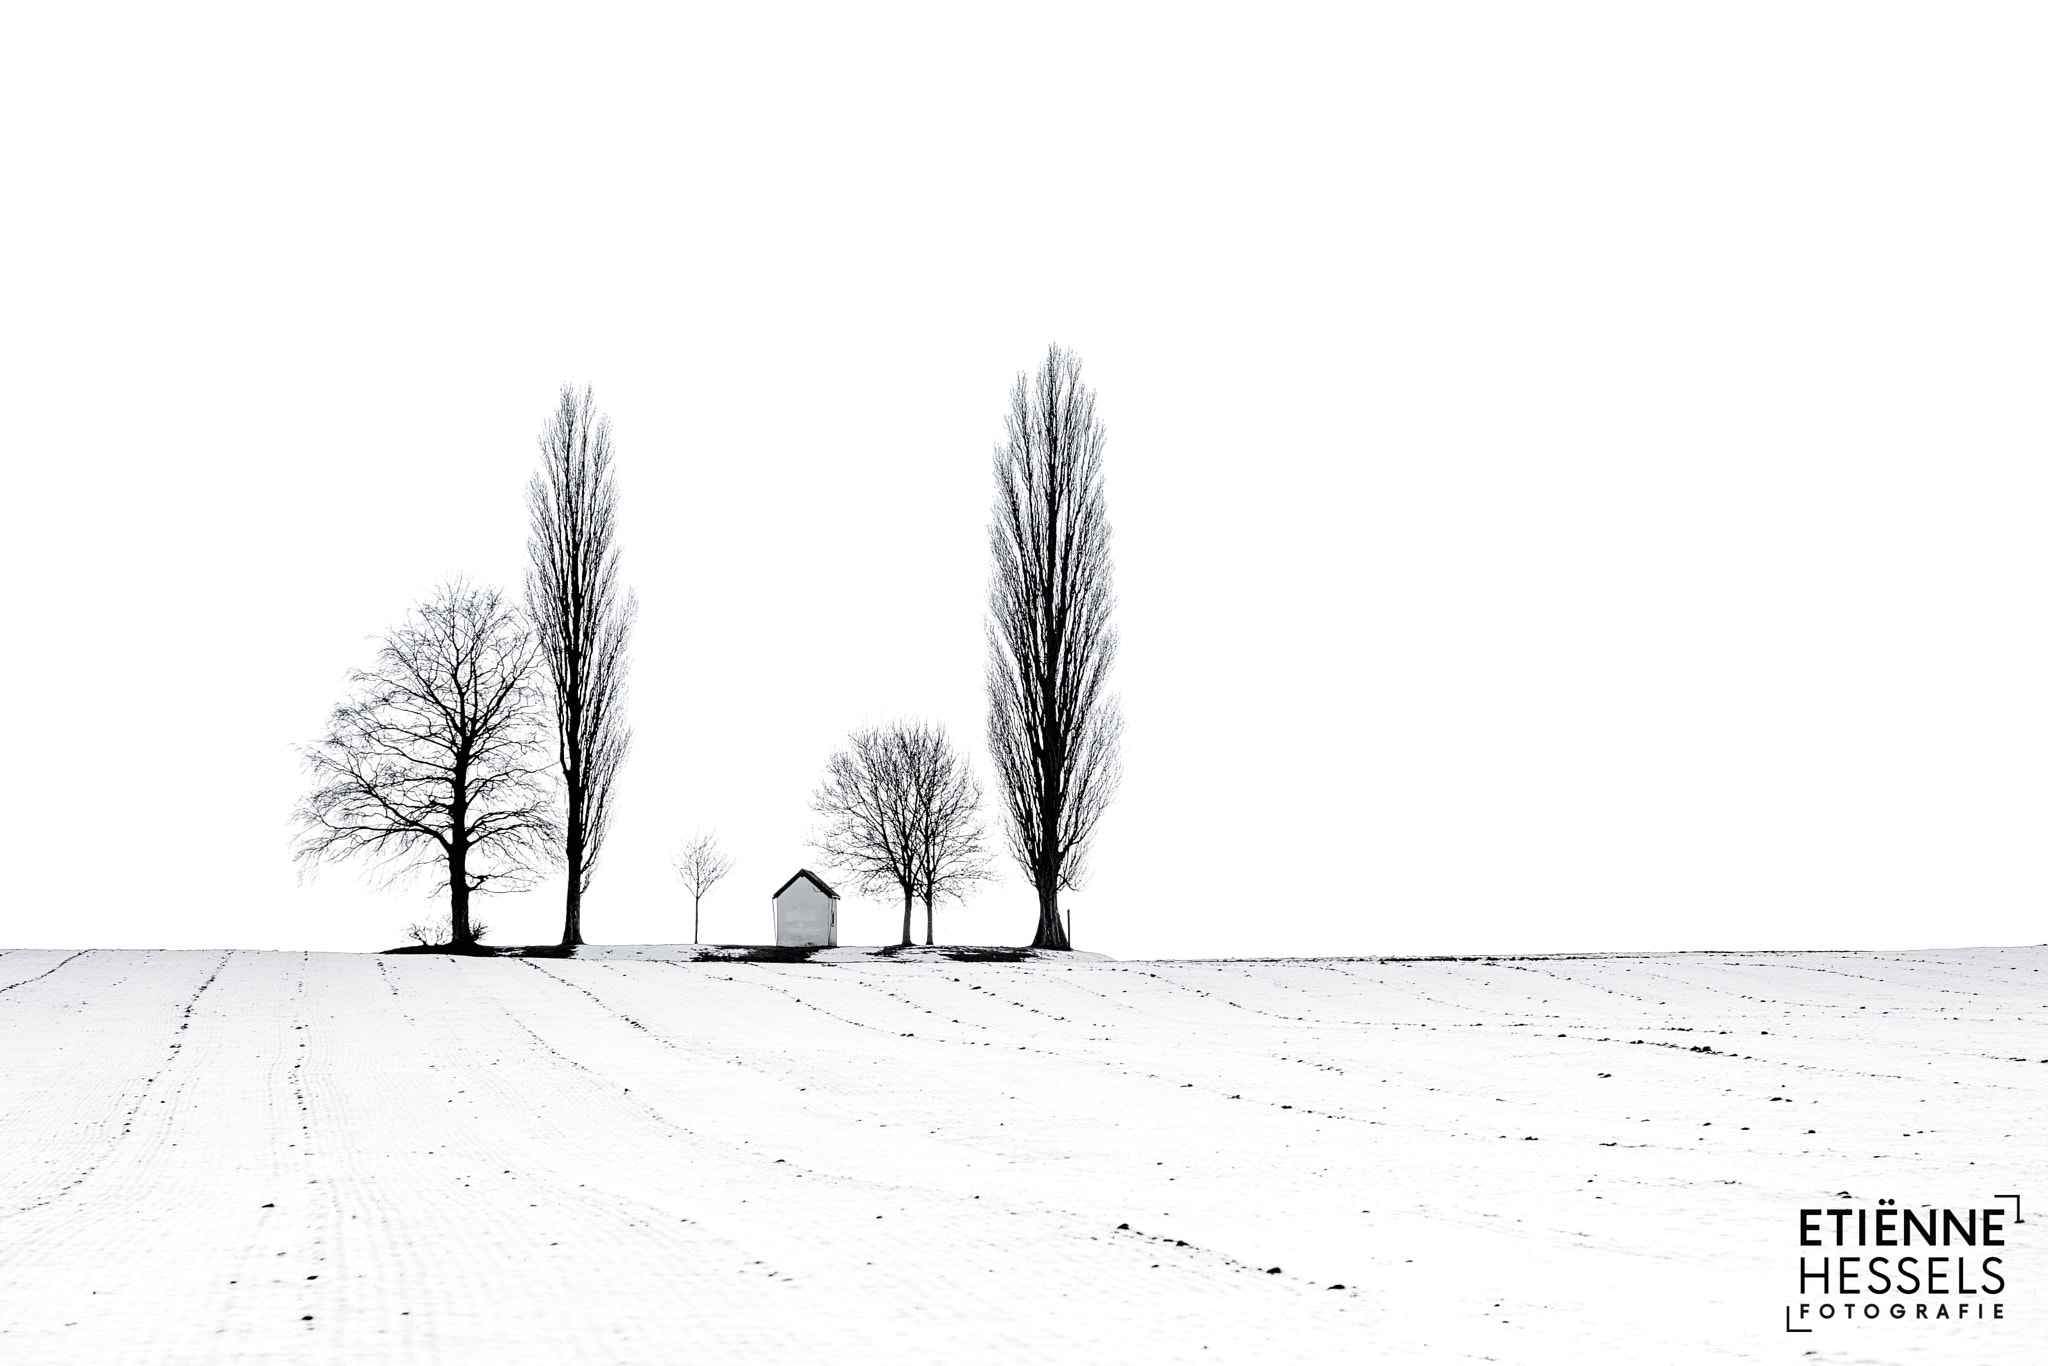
[293,579,558,949]
[986,345,1123,950]
[809,724,922,947]
[671,830,734,945]
[526,383,637,949]
[905,724,992,946]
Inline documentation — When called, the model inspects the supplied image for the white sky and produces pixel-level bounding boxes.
[2,4,2044,957]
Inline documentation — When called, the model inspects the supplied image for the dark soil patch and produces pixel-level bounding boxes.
[383,942,500,957]
[874,944,1035,961]
[711,945,824,963]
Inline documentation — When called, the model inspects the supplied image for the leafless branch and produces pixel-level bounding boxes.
[808,724,923,948]
[292,579,559,948]
[904,723,993,946]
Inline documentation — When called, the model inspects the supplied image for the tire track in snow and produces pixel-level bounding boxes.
[1502,956,2036,1088]
[628,960,1035,1047]
[287,955,816,1355]
[502,962,1246,1327]
[647,960,1408,1138]
[480,996,806,1281]
[514,961,1388,1340]
[1321,958,1936,1092]
[0,949,93,997]
[1171,959,1502,1028]
[19,950,2036,1362]
[539,966,1319,1214]
[833,963,1105,1032]
[809,965,1430,1130]
[0,950,233,1221]
[1136,961,1892,1149]
[1140,962,1389,1026]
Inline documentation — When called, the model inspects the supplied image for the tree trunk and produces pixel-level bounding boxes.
[1030,879,1069,950]
[900,886,913,948]
[557,647,588,948]
[563,869,583,947]
[692,892,700,945]
[562,784,585,948]
[449,776,473,946]
[1028,772,1068,948]
[448,841,474,948]
[923,894,934,946]
[1029,458,1068,955]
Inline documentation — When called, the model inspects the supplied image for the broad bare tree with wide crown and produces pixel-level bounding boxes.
[809,724,924,948]
[905,723,992,945]
[293,579,559,948]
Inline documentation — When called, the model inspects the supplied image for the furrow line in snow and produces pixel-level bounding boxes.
[675,965,926,1037]
[0,949,94,997]
[1030,963,1325,1025]
[476,969,1262,1350]
[543,963,1416,1235]
[8,949,2035,1364]
[0,949,233,1223]
[686,962,1416,1136]
[830,962,1106,1031]
[479,999,804,1274]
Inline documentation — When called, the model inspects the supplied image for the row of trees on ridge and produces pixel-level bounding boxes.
[291,346,1120,953]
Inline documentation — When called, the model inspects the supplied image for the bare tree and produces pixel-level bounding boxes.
[671,830,734,945]
[293,580,558,949]
[809,724,921,947]
[526,383,638,949]
[905,725,992,946]
[986,344,1123,950]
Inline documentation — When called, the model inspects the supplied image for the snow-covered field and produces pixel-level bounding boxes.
[0,945,2040,1364]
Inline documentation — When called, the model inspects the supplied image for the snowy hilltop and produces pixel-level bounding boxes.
[0,946,2040,1363]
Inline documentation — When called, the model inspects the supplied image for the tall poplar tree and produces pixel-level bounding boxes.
[526,383,636,948]
[985,345,1122,950]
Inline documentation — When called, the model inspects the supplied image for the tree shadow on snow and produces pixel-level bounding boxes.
[869,945,1036,962]
[381,943,575,958]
